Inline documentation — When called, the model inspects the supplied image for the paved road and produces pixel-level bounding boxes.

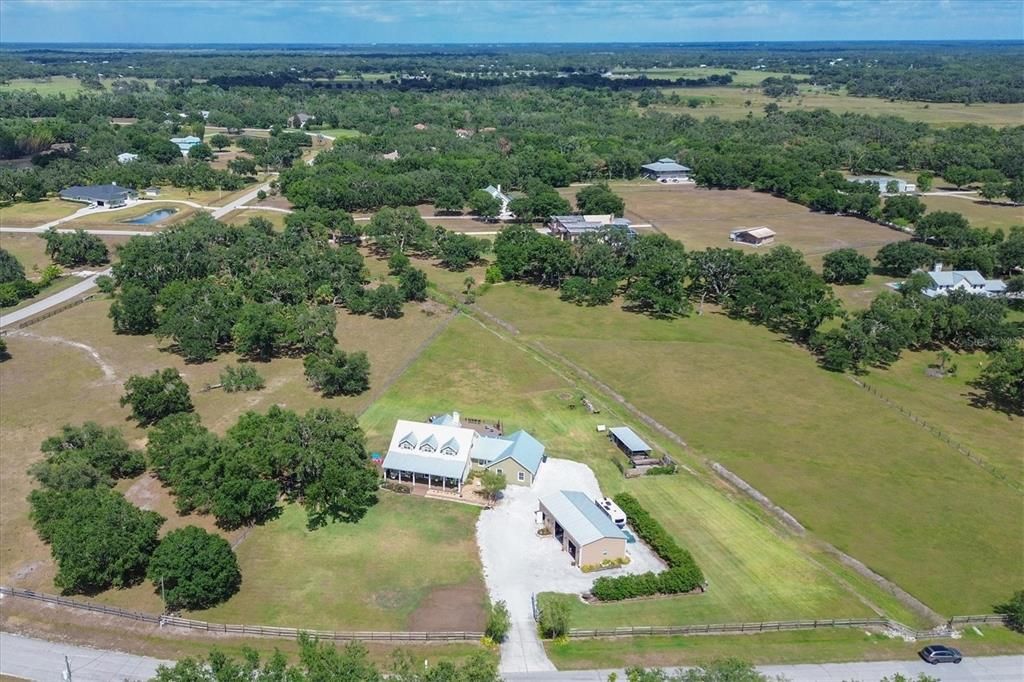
[209,183,272,219]
[1,227,161,237]
[0,632,171,681]
[1,631,1021,681]
[0,269,111,330]
[503,656,1024,681]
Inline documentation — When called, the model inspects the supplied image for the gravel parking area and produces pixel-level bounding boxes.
[477,458,665,673]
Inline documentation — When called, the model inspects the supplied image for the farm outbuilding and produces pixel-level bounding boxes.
[641,158,693,183]
[608,426,652,459]
[730,226,776,247]
[538,490,627,568]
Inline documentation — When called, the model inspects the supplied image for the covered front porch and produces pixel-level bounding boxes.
[384,468,464,494]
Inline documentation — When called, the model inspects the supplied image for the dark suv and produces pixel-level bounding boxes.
[919,644,963,664]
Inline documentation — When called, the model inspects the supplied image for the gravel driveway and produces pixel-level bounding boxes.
[477,458,665,673]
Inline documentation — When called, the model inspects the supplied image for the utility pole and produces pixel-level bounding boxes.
[160,575,166,611]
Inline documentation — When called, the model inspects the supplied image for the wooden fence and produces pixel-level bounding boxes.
[849,377,1022,494]
[0,293,92,333]
[0,586,483,642]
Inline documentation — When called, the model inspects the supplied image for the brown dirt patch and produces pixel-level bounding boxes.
[407,583,488,632]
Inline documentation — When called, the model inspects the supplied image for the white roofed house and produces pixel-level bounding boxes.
[483,184,514,219]
[116,152,139,164]
[641,158,693,184]
[920,265,1006,298]
[847,176,916,195]
[381,411,546,493]
[382,419,476,494]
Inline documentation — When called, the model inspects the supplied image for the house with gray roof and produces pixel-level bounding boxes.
[538,490,627,568]
[548,214,634,241]
[847,176,916,195]
[59,184,137,208]
[482,184,514,219]
[922,267,1006,298]
[642,157,692,183]
[472,429,546,486]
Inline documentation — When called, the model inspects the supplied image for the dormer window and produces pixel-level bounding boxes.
[441,437,459,456]
[399,432,418,449]
[419,434,437,452]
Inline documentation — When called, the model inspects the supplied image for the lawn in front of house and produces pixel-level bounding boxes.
[59,202,196,229]
[0,199,80,227]
[200,495,487,631]
[545,626,1024,670]
[920,195,1024,232]
[476,283,1023,616]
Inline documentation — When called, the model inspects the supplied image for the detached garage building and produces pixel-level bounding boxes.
[539,490,627,569]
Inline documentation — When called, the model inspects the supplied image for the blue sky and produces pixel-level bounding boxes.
[1,0,1022,44]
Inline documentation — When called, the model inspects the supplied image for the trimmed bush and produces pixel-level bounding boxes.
[586,493,705,602]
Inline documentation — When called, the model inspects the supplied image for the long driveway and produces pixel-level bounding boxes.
[2,631,1021,681]
[0,269,111,330]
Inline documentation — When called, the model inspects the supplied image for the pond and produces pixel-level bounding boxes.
[122,208,177,225]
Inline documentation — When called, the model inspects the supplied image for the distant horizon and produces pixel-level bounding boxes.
[2,0,1022,45]
[3,39,1023,48]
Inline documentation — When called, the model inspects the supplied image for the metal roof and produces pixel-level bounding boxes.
[928,270,986,287]
[59,184,135,203]
[642,159,691,173]
[540,490,626,546]
[609,426,651,453]
[491,430,545,475]
[473,436,513,463]
[381,450,469,480]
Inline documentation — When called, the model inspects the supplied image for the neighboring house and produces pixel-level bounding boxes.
[920,265,1006,298]
[455,128,474,139]
[538,490,628,568]
[413,123,428,130]
[59,183,137,208]
[549,214,634,241]
[382,412,546,489]
[730,226,776,247]
[641,158,693,183]
[170,135,202,155]
[483,184,513,219]
[199,110,210,120]
[117,152,139,164]
[847,176,917,194]
[144,186,161,197]
[292,112,315,128]
[381,150,401,161]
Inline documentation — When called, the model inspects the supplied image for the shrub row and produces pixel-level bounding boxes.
[614,492,702,575]
[580,556,630,573]
[590,564,704,601]
[381,481,411,494]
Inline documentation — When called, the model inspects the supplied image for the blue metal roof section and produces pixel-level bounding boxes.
[609,426,651,453]
[541,490,627,546]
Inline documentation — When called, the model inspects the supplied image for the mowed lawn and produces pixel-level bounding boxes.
[362,316,875,625]
[547,626,1024,670]
[0,198,79,227]
[201,496,486,631]
[0,294,452,620]
[222,208,288,231]
[920,195,1024,232]
[59,202,196,230]
[478,285,1024,615]
[599,184,907,269]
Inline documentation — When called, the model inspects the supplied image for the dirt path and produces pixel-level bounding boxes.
[10,329,117,382]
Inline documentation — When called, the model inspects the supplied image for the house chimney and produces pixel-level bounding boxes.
[496,184,501,193]
[112,181,117,186]
[933,262,943,272]
[452,411,460,427]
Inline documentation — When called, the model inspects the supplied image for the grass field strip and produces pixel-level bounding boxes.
[848,376,1024,494]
